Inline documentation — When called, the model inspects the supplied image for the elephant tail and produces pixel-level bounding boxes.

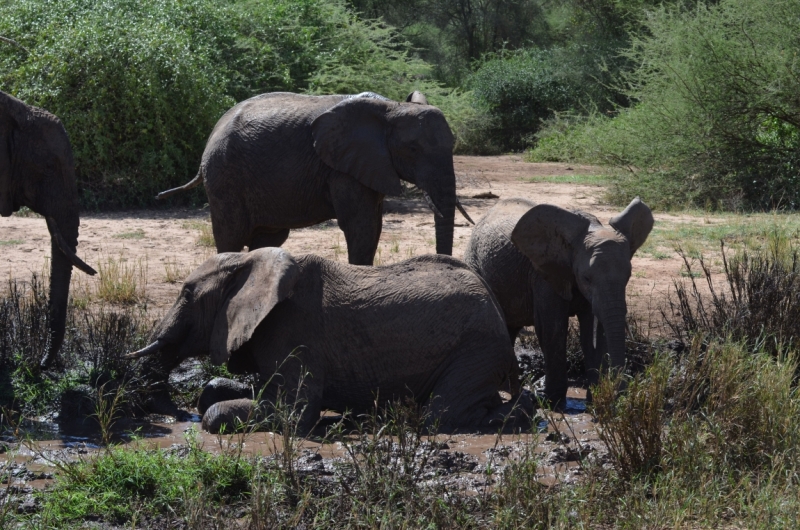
[156,169,204,200]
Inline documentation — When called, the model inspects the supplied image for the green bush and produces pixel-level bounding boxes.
[0,0,446,210]
[531,0,800,210]
[468,45,623,151]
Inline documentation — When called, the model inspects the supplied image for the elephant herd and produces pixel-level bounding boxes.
[1,89,653,434]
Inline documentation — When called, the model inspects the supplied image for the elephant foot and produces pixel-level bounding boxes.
[202,398,256,434]
[198,377,253,415]
[482,389,538,432]
[533,391,567,412]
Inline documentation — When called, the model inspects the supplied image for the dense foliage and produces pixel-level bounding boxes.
[2,0,797,210]
[531,0,800,210]
[0,0,443,209]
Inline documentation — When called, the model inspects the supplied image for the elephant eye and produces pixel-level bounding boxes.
[582,274,591,284]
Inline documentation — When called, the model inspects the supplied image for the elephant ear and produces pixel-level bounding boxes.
[311,98,403,197]
[0,92,27,217]
[511,205,591,301]
[609,197,654,257]
[209,248,301,365]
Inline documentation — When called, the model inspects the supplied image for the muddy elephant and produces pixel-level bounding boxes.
[0,90,96,367]
[157,92,472,265]
[128,248,526,434]
[464,197,653,405]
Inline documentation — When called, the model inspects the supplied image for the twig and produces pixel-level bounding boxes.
[0,36,29,56]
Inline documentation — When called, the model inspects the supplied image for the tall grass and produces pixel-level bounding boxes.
[0,276,151,417]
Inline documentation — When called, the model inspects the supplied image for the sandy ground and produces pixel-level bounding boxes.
[0,155,688,326]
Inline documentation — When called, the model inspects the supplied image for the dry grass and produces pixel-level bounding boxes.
[182,220,215,248]
[163,258,192,284]
[96,256,148,304]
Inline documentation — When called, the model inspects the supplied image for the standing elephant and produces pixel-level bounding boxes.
[464,197,653,406]
[0,90,96,367]
[128,248,526,434]
[157,92,472,265]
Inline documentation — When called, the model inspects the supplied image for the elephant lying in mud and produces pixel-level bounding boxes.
[129,248,529,434]
[0,90,97,368]
[464,197,653,406]
[157,91,473,265]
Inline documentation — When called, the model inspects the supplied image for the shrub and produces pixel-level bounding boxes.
[0,276,151,417]
[668,237,800,358]
[531,0,800,210]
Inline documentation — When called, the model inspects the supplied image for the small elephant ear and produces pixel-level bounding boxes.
[405,91,429,105]
[312,98,403,197]
[511,205,591,301]
[209,248,301,365]
[609,197,654,257]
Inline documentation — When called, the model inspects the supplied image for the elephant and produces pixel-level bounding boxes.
[0,90,96,367]
[127,247,528,434]
[197,377,252,415]
[156,91,473,265]
[464,197,653,406]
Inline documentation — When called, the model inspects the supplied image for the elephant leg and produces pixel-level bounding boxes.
[210,203,249,253]
[328,173,383,265]
[257,346,324,435]
[423,340,511,432]
[508,326,523,343]
[248,227,290,251]
[532,279,571,408]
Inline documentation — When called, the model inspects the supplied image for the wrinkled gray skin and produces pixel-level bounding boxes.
[131,248,524,434]
[464,197,653,405]
[157,91,460,265]
[197,377,253,415]
[0,90,96,368]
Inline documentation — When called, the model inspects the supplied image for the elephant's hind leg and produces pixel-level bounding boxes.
[248,227,290,251]
[424,348,509,432]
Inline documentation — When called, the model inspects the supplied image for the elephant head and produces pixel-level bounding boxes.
[511,198,653,372]
[0,90,96,367]
[127,248,300,368]
[405,91,429,105]
[312,97,470,256]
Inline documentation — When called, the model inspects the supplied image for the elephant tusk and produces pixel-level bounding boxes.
[423,192,444,218]
[125,339,164,360]
[45,217,97,276]
[455,198,475,225]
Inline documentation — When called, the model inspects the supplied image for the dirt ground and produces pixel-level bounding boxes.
[0,155,689,326]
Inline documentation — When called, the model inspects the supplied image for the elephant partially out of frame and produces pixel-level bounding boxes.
[128,248,528,434]
[158,92,472,265]
[464,197,653,406]
[0,90,96,367]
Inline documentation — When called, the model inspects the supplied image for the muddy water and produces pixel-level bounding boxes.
[1,389,601,492]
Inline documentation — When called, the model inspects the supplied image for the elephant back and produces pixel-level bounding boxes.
[464,198,538,329]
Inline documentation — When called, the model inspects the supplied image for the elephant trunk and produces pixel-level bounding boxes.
[434,206,455,256]
[41,214,79,368]
[419,170,456,256]
[594,287,628,372]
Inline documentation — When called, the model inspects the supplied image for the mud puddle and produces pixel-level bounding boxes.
[2,388,603,496]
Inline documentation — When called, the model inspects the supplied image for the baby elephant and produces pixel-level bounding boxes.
[464,197,653,406]
[129,248,526,434]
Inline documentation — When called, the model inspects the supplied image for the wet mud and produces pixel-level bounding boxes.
[1,388,603,513]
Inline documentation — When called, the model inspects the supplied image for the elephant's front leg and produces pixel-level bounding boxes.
[257,345,325,435]
[328,173,384,265]
[532,278,571,408]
